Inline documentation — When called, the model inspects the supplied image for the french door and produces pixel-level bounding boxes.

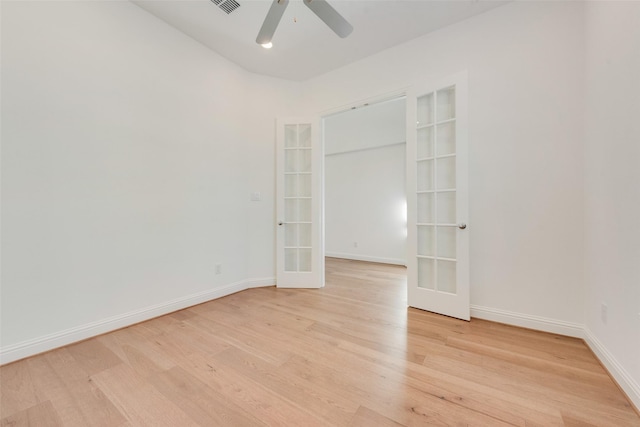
[276,118,324,288]
[406,73,470,320]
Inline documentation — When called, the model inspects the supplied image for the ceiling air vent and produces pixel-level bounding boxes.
[211,0,240,15]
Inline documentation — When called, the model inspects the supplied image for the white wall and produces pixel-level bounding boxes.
[0,0,298,361]
[583,1,640,408]
[303,1,586,330]
[243,75,303,281]
[324,98,406,155]
[324,99,406,265]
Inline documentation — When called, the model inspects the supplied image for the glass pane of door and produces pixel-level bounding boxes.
[283,124,313,273]
[415,87,458,293]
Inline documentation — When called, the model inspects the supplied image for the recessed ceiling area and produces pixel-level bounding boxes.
[132,0,509,81]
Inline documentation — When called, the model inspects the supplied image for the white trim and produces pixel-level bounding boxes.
[470,304,584,338]
[325,140,406,157]
[320,90,407,118]
[325,252,407,266]
[583,327,640,411]
[0,277,272,365]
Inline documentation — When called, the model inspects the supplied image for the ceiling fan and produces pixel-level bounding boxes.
[256,0,353,47]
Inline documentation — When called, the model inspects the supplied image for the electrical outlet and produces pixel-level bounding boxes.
[215,264,222,275]
[601,303,607,324]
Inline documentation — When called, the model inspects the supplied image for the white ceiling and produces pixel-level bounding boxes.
[132,0,509,81]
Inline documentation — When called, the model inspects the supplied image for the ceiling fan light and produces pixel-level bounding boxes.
[261,42,273,49]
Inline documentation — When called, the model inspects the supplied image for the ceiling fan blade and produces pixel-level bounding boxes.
[303,0,353,38]
[256,0,290,45]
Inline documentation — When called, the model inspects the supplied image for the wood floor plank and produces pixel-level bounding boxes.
[329,340,538,425]
[97,329,176,379]
[182,312,292,366]
[90,363,198,427]
[148,366,266,426]
[0,359,40,418]
[134,313,185,337]
[447,333,604,375]
[167,351,331,427]
[145,326,231,366]
[281,349,518,427]
[468,319,596,362]
[65,339,123,376]
[1,258,638,426]
[27,348,127,427]
[214,347,359,425]
[348,406,405,427]
[445,337,633,410]
[339,335,625,425]
[561,412,600,427]
[0,400,63,427]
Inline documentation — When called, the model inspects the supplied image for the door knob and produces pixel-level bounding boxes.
[458,223,467,229]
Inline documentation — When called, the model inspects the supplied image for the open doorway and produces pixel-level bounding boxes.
[276,74,468,318]
[323,97,408,267]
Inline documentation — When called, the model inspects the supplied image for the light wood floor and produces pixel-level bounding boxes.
[1,258,639,426]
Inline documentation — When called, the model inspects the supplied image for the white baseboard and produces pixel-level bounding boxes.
[470,304,584,338]
[0,277,274,365]
[583,327,640,411]
[325,252,406,266]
